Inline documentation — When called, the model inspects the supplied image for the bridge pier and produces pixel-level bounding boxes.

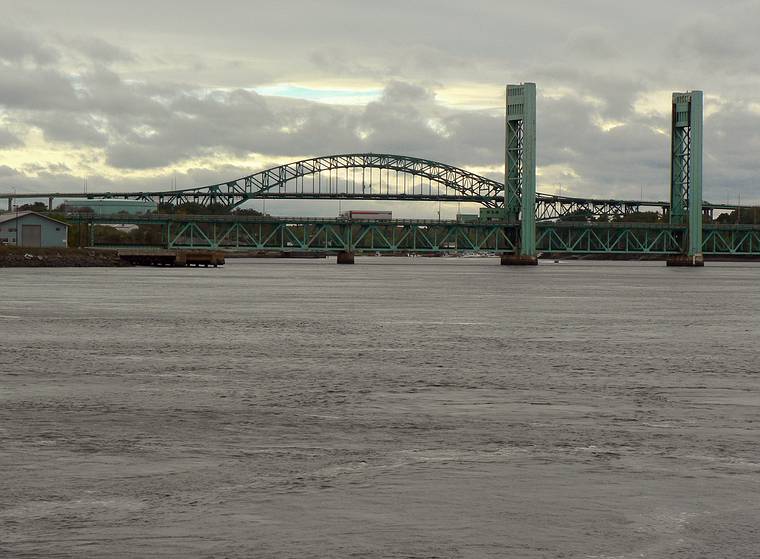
[336,251,355,264]
[7,198,11,211]
[666,254,704,267]
[500,254,538,266]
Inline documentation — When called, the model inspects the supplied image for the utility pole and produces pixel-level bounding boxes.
[737,193,741,224]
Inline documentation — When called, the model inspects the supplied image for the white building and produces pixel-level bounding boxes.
[0,211,69,247]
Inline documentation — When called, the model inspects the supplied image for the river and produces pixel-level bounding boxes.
[1,258,759,557]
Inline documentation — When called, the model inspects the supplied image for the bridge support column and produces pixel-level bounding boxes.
[666,90,704,267]
[500,254,538,265]
[7,198,11,211]
[337,251,355,264]
[666,254,704,267]
[48,197,54,210]
[502,82,538,266]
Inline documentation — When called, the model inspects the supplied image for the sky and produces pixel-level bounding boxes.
[1,0,759,217]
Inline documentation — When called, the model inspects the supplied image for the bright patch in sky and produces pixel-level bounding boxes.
[633,90,672,118]
[255,84,382,105]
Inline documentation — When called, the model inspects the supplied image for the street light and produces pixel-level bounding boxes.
[14,188,21,247]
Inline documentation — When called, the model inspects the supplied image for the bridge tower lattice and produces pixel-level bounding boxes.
[668,90,704,266]
[502,82,537,264]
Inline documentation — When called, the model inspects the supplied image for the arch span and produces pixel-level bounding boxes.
[155,153,505,208]
[1,152,689,220]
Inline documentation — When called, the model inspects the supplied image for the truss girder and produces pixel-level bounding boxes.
[536,224,683,254]
[71,213,760,256]
[165,154,507,209]
[670,91,704,257]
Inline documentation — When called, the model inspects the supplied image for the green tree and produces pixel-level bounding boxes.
[558,209,596,222]
[716,208,760,224]
[18,202,48,212]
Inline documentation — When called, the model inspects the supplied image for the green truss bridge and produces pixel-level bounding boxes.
[5,83,759,264]
[68,213,760,261]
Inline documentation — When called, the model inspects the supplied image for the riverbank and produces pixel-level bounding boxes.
[0,247,124,267]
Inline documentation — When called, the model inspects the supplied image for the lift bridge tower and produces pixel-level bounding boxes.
[501,82,538,265]
[667,90,704,266]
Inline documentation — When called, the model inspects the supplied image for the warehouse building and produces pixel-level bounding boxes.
[0,211,69,247]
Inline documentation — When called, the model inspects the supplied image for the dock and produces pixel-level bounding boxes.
[117,249,225,267]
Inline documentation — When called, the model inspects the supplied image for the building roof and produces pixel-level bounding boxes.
[0,211,69,227]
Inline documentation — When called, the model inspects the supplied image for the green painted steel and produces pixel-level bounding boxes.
[537,223,683,254]
[670,91,704,258]
[69,213,760,257]
[2,153,754,224]
[505,83,537,256]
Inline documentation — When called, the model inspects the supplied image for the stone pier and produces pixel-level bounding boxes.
[336,251,355,264]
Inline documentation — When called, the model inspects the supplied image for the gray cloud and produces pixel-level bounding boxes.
[0,128,22,149]
[565,27,621,60]
[0,24,58,64]
[0,1,759,205]
[29,113,109,146]
[0,65,81,111]
[0,164,19,177]
[64,36,136,64]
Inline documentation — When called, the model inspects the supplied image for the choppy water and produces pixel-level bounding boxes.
[1,258,759,558]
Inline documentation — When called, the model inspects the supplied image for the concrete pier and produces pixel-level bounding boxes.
[666,254,705,267]
[500,254,539,266]
[336,251,355,264]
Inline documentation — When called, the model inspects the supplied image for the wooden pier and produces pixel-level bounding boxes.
[117,249,225,267]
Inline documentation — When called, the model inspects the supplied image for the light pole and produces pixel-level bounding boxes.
[14,189,21,247]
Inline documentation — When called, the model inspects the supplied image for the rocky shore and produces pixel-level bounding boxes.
[0,247,125,267]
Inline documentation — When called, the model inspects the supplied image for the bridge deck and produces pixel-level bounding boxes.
[67,214,760,257]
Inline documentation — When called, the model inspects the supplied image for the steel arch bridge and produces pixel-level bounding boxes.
[0,152,747,221]
[133,154,506,209]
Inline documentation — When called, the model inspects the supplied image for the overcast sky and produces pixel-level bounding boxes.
[1,0,759,216]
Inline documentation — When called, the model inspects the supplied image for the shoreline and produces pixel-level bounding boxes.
[0,247,125,267]
[3,246,759,267]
